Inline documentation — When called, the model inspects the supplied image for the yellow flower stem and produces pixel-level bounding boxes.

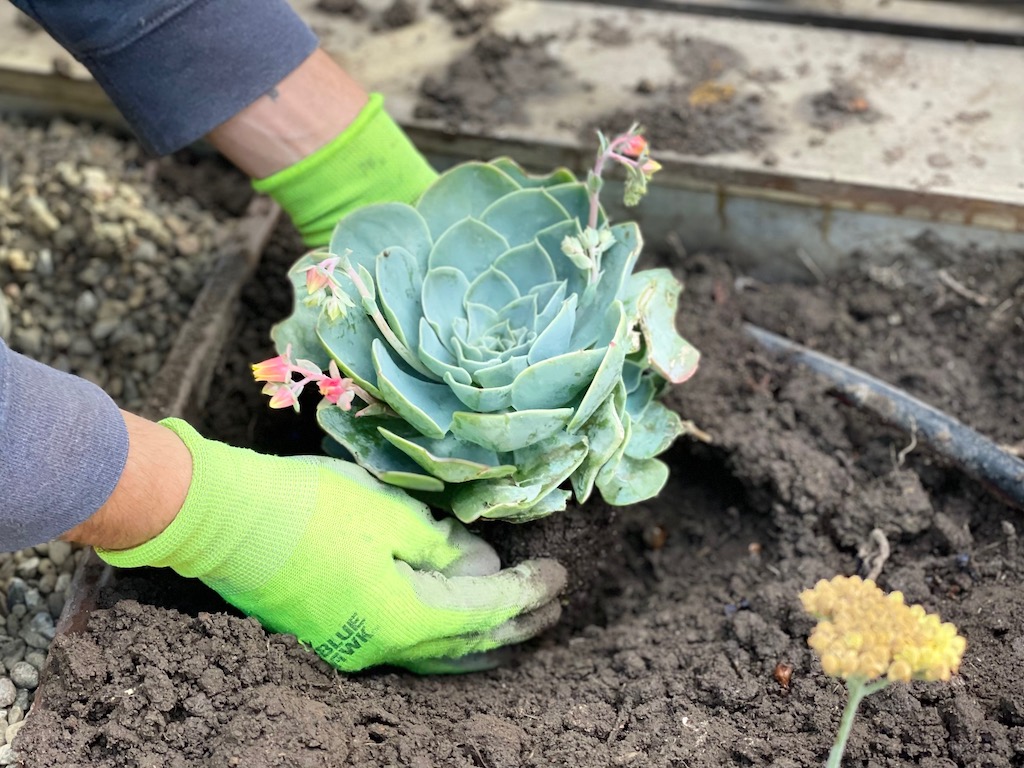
[826,677,890,768]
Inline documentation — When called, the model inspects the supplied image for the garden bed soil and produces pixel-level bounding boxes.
[17,221,1024,766]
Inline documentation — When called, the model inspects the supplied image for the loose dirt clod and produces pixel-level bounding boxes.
[415,33,571,131]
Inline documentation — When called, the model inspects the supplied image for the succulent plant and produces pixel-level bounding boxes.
[259,131,700,523]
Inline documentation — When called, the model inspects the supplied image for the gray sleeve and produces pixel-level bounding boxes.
[12,0,318,155]
[0,339,128,551]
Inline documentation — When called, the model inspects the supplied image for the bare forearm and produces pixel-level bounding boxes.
[62,412,191,550]
[206,48,369,179]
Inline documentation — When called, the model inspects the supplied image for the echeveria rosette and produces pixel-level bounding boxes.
[270,155,699,523]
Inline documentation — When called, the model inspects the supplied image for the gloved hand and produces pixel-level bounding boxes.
[97,419,566,674]
[253,93,438,248]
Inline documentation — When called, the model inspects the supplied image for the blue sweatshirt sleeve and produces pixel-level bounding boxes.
[0,339,128,551]
[12,0,319,155]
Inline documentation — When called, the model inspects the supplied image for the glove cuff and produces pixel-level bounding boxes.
[252,93,438,247]
[96,418,221,570]
[96,419,310,599]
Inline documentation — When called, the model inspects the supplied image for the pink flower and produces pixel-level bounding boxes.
[263,382,301,411]
[620,134,649,159]
[252,345,293,383]
[300,255,341,295]
[318,361,356,410]
[305,268,330,294]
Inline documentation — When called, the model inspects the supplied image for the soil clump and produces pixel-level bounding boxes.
[415,33,570,132]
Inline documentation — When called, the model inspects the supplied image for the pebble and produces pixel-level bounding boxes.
[8,664,36,690]
[0,745,15,765]
[0,681,14,709]
[4,720,24,746]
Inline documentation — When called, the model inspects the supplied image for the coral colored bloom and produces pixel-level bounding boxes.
[265,383,300,411]
[620,134,649,159]
[318,362,357,410]
[252,345,293,383]
[300,255,340,295]
[305,267,331,294]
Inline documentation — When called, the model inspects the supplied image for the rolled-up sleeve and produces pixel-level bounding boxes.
[0,339,128,551]
[12,0,318,154]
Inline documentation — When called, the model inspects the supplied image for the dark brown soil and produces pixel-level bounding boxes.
[590,35,774,156]
[18,217,1024,765]
[415,33,571,132]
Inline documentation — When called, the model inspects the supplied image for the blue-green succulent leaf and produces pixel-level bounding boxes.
[533,282,569,331]
[472,354,529,388]
[513,429,589,490]
[625,374,658,417]
[465,302,499,340]
[375,246,423,351]
[421,267,470,354]
[443,372,513,412]
[378,471,446,492]
[417,163,521,239]
[372,340,463,439]
[597,454,670,506]
[378,428,517,483]
[493,242,556,294]
[567,302,630,432]
[317,404,428,481]
[527,293,577,365]
[493,293,538,334]
[465,267,519,309]
[511,347,605,410]
[450,408,573,453]
[622,359,645,394]
[451,429,586,522]
[330,203,432,275]
[624,400,686,460]
[501,488,571,523]
[451,482,545,524]
[624,268,701,384]
[481,189,571,248]
[547,182,605,230]
[418,318,471,385]
[571,385,627,502]
[487,158,576,189]
[428,217,509,282]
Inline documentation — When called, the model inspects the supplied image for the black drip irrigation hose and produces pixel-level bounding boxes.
[744,323,1024,512]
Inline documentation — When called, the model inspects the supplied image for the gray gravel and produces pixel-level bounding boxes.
[0,115,234,753]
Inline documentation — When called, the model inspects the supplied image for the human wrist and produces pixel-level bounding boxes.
[252,93,438,247]
[95,420,314,593]
[63,412,190,551]
[206,49,369,179]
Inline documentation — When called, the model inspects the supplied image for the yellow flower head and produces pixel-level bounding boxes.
[801,575,966,683]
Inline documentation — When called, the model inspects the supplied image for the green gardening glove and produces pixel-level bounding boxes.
[97,419,567,674]
[253,93,438,248]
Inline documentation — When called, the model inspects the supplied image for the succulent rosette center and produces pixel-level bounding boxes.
[268,151,700,523]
